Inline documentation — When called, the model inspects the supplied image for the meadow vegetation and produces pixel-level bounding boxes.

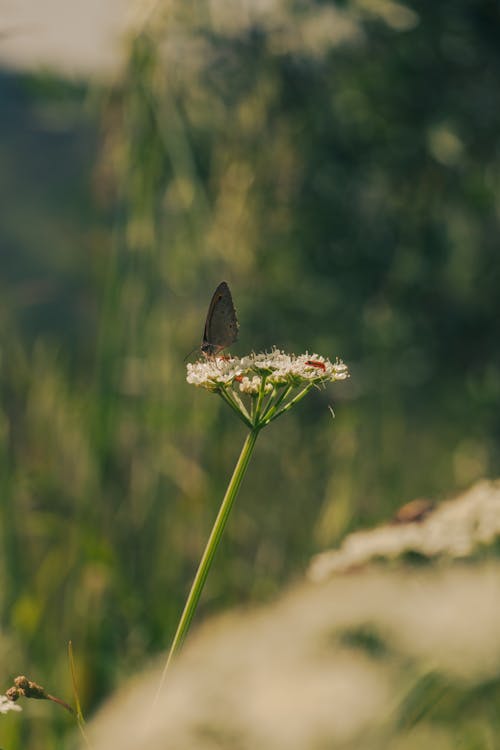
[1,1,500,747]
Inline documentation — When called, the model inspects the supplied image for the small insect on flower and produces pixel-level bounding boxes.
[392,498,435,525]
[201,282,239,357]
[305,360,327,372]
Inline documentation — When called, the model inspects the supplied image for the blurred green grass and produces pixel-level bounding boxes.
[1,1,500,747]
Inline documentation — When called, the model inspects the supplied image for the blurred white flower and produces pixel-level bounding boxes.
[309,479,500,581]
[0,695,22,714]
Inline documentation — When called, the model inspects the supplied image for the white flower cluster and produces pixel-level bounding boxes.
[309,479,500,581]
[0,695,21,714]
[186,349,349,392]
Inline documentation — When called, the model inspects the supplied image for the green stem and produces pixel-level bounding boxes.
[253,375,268,423]
[218,388,252,427]
[260,384,292,423]
[151,427,260,711]
[262,383,314,426]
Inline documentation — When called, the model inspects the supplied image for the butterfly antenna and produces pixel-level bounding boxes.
[183,346,200,363]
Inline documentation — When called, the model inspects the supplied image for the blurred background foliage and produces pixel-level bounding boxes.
[1,0,500,747]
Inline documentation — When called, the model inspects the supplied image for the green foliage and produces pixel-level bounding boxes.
[1,1,500,747]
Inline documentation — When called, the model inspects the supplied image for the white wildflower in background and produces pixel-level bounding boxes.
[309,479,500,581]
[0,695,22,714]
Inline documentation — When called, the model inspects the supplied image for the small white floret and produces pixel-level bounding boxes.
[0,695,22,714]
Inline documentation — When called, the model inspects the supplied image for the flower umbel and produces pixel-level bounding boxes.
[187,349,349,427]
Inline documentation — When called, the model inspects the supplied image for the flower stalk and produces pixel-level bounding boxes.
[153,349,349,708]
[153,426,259,704]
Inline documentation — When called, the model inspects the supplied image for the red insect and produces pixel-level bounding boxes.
[305,360,326,372]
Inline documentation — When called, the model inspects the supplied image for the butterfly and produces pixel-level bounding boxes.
[201,281,239,357]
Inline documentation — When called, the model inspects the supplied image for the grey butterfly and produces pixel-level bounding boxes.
[201,281,239,356]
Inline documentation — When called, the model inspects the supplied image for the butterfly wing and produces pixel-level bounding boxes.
[202,281,239,355]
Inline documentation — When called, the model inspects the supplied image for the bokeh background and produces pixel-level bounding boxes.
[1,0,500,747]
